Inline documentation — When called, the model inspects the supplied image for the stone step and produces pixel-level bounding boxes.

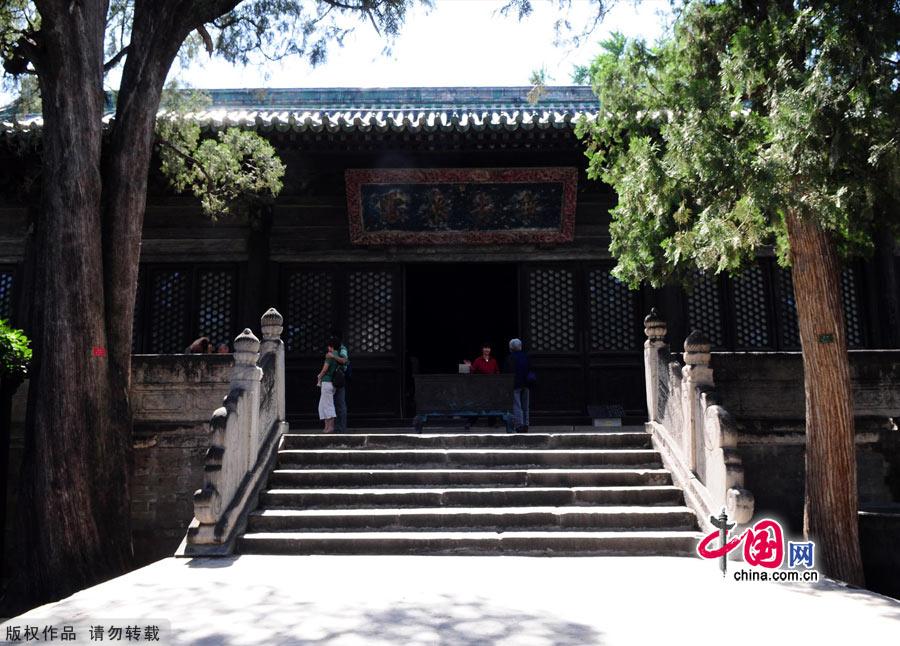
[238,530,701,556]
[268,468,673,488]
[260,485,684,508]
[276,449,662,468]
[280,432,652,450]
[289,425,648,434]
[246,506,698,532]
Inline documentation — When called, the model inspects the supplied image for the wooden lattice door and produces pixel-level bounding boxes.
[280,264,402,424]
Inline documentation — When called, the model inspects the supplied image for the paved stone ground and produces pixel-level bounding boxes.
[5,555,899,645]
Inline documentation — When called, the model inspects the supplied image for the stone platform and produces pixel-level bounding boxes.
[5,555,900,645]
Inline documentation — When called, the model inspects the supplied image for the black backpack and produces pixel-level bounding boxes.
[332,365,346,388]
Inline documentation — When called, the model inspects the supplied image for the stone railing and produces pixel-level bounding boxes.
[178,308,288,556]
[643,309,754,533]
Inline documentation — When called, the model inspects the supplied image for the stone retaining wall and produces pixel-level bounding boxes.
[130,355,233,565]
[708,351,900,534]
[3,355,232,575]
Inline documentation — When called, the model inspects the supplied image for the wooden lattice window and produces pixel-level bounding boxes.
[841,267,864,348]
[134,265,237,354]
[197,270,235,348]
[528,268,576,353]
[732,264,770,348]
[148,270,188,353]
[0,270,14,322]
[347,270,394,354]
[588,268,637,351]
[775,267,801,349]
[687,273,725,348]
[284,270,335,354]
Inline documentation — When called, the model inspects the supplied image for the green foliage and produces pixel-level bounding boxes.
[0,1,36,78]
[0,319,30,382]
[2,74,39,117]
[577,1,900,289]
[157,88,285,219]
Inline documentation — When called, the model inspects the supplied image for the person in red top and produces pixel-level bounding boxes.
[465,343,500,429]
[470,342,500,375]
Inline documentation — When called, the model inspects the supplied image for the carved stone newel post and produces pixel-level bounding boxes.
[682,330,713,472]
[232,329,263,472]
[260,307,286,423]
[643,308,668,422]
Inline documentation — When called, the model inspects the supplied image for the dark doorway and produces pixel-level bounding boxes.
[405,263,518,378]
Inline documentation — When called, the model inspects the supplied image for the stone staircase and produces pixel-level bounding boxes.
[238,427,702,555]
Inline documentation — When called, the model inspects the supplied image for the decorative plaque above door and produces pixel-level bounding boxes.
[345,167,577,245]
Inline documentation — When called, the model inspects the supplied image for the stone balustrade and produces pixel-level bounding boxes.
[643,309,754,533]
[179,308,289,555]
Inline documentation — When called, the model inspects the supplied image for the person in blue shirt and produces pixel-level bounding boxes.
[506,338,532,433]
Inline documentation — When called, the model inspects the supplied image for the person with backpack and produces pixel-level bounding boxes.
[327,332,350,433]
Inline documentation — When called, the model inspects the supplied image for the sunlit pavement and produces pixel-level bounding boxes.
[5,555,900,645]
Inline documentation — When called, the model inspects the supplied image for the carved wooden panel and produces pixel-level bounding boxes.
[775,267,801,349]
[197,270,235,348]
[148,270,188,354]
[528,267,576,353]
[135,266,238,354]
[0,270,14,322]
[687,273,725,348]
[284,270,335,355]
[841,267,864,348]
[732,265,770,348]
[347,270,394,354]
[588,268,637,351]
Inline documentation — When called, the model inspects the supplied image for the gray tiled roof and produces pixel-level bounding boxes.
[0,86,598,135]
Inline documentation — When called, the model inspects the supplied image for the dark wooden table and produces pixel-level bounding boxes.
[413,374,515,432]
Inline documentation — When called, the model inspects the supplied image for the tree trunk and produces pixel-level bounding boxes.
[16,0,247,608]
[0,377,22,580]
[18,0,131,604]
[99,2,242,510]
[786,210,864,586]
[96,8,194,569]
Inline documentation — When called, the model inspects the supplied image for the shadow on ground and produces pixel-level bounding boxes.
[185,597,604,646]
[15,566,604,645]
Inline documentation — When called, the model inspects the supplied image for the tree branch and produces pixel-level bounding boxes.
[321,0,370,10]
[103,45,130,72]
[196,24,214,55]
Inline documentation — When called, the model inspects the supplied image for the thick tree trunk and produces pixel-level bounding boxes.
[16,0,245,607]
[786,210,864,586]
[100,0,242,474]
[19,0,129,604]
[0,377,21,580]
[101,2,239,395]
[97,8,192,562]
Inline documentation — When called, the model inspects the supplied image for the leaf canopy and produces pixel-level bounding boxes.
[0,319,31,382]
[577,0,900,289]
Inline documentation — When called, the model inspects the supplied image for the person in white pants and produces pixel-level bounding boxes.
[316,340,338,432]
